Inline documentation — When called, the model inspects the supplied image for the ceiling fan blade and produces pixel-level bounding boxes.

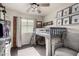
[26,6,31,12]
[0,3,4,8]
[38,3,50,7]
[37,8,41,13]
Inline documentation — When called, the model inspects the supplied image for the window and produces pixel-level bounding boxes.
[21,19,34,33]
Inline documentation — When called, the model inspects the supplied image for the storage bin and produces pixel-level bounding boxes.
[72,4,79,13]
[72,15,79,24]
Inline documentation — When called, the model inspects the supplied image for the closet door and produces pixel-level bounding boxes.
[13,16,17,48]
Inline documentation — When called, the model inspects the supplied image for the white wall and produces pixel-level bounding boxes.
[43,3,79,30]
[5,8,44,47]
[44,3,79,50]
[44,3,73,26]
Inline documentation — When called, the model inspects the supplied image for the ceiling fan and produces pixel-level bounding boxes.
[27,3,50,14]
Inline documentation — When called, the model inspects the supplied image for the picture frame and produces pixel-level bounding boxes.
[72,14,79,24]
[72,3,79,13]
[47,21,53,25]
[63,7,69,16]
[56,19,62,26]
[56,3,79,26]
[36,21,42,28]
[43,21,53,26]
[63,17,69,25]
[56,10,63,18]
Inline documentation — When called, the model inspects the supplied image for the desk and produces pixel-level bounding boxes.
[35,27,67,56]
[36,32,52,56]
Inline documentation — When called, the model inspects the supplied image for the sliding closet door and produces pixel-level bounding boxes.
[21,19,34,45]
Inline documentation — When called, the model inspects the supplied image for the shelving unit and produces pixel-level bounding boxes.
[0,3,6,20]
[0,4,11,56]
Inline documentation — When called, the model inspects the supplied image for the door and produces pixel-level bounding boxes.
[13,16,17,48]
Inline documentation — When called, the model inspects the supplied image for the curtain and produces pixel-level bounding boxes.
[21,19,34,45]
[16,17,22,47]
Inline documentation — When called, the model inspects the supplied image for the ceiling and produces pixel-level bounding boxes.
[3,3,74,16]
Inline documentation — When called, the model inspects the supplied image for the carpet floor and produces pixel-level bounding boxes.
[11,45,46,56]
[18,47,40,56]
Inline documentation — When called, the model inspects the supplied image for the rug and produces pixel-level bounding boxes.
[18,47,40,56]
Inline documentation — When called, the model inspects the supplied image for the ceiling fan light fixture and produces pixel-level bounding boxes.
[31,3,39,6]
[31,3,39,9]
[27,3,43,14]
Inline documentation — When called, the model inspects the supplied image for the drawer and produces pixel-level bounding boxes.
[56,11,62,18]
[72,4,79,13]
[63,17,69,25]
[63,8,69,16]
[57,19,62,26]
[72,15,79,24]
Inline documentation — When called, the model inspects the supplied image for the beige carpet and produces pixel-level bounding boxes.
[18,47,40,56]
